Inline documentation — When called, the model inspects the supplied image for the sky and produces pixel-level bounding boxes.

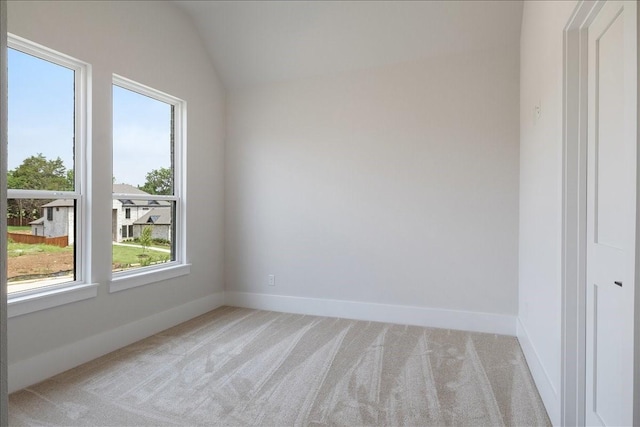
[8,48,172,188]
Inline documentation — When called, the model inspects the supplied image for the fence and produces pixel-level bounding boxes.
[7,233,68,248]
[7,217,37,227]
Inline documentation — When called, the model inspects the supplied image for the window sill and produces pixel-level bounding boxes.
[109,263,191,293]
[8,282,99,318]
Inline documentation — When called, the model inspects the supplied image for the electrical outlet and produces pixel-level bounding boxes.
[268,274,275,286]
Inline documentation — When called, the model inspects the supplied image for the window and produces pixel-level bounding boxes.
[6,35,91,302]
[121,225,134,240]
[111,75,187,291]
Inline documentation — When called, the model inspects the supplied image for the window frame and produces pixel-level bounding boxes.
[110,74,189,293]
[6,34,97,317]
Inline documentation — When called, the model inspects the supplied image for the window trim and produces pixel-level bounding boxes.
[6,34,93,315]
[109,74,187,292]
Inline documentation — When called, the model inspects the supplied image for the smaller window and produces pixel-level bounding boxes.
[111,75,187,290]
[122,225,127,238]
[125,208,131,219]
[46,207,53,221]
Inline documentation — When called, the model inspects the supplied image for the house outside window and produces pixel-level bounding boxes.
[6,35,91,304]
[111,75,188,292]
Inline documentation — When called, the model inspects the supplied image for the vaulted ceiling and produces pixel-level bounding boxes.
[175,1,523,89]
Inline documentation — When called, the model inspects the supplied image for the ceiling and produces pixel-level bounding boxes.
[174,1,523,90]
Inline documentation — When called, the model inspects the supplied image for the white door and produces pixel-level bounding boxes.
[585,1,637,425]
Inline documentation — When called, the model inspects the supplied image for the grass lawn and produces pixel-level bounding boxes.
[8,241,72,257]
[112,244,170,269]
[6,240,171,281]
[119,241,170,251]
[7,240,168,267]
[8,225,32,234]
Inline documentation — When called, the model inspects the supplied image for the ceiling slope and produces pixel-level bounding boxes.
[175,1,523,89]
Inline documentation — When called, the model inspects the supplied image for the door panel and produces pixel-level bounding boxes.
[595,10,626,249]
[585,1,637,426]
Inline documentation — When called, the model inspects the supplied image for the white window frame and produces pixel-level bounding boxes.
[110,75,189,293]
[7,34,97,318]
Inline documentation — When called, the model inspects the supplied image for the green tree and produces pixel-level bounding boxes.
[66,169,74,190]
[139,167,172,195]
[7,154,71,225]
[139,226,152,253]
[9,154,70,191]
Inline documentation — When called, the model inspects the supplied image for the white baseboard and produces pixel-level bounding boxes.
[8,291,225,393]
[517,318,559,426]
[225,291,516,336]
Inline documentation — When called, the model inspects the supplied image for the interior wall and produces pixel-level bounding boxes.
[225,47,520,316]
[6,0,225,388]
[518,1,578,424]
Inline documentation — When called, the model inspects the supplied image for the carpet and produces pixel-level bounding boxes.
[9,306,550,426]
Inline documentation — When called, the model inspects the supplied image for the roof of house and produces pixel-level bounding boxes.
[112,183,149,195]
[42,199,74,208]
[133,207,172,225]
[118,199,171,207]
[113,184,171,207]
[29,217,44,225]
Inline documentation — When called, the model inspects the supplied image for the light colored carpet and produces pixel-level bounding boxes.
[9,306,550,426]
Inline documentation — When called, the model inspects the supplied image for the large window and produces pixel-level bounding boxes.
[111,75,186,290]
[7,36,88,296]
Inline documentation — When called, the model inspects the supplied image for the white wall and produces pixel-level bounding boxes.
[7,1,225,390]
[518,1,578,425]
[225,47,520,319]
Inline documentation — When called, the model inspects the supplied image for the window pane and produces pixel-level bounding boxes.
[8,198,76,293]
[8,48,75,191]
[113,85,173,194]
[112,201,175,273]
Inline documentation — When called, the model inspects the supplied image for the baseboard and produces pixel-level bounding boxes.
[8,291,225,393]
[225,291,516,336]
[517,318,560,426]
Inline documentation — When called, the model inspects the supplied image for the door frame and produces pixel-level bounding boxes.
[562,1,639,425]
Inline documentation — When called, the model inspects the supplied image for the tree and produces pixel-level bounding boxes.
[139,226,152,253]
[9,154,71,191]
[139,167,172,195]
[7,154,72,225]
[66,169,74,190]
